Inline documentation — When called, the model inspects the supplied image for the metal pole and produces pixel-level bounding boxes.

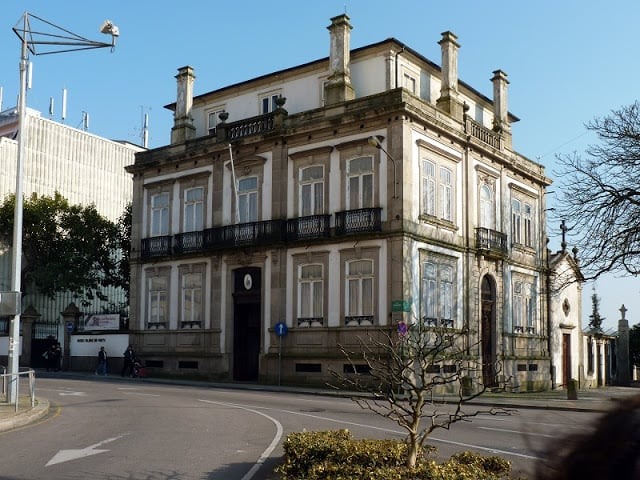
[7,15,28,404]
[278,335,282,386]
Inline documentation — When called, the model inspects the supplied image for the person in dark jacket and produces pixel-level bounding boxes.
[121,345,135,377]
[96,346,108,375]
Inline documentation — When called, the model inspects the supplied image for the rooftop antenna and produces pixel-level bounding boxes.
[48,97,54,118]
[142,112,149,148]
[27,62,33,89]
[82,111,89,131]
[0,86,3,111]
[61,88,67,122]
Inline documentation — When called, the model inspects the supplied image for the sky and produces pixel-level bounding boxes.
[1,0,638,331]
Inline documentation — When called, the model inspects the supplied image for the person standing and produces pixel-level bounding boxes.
[121,345,135,377]
[96,346,108,375]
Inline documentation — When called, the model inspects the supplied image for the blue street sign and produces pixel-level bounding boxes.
[66,321,74,333]
[397,321,408,337]
[275,322,288,337]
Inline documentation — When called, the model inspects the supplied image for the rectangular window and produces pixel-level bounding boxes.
[422,160,436,216]
[261,94,280,114]
[151,193,169,236]
[523,203,533,247]
[440,167,452,221]
[207,108,225,134]
[238,177,258,223]
[347,157,374,209]
[148,276,167,327]
[512,199,522,244]
[403,73,416,94]
[184,187,204,232]
[181,273,202,328]
[298,264,323,322]
[422,158,455,222]
[513,280,536,332]
[420,258,456,327]
[346,260,374,318]
[300,166,324,216]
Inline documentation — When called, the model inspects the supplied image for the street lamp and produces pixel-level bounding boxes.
[367,135,398,199]
[6,12,119,404]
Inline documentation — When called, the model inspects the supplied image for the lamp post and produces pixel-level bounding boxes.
[6,12,119,404]
[367,135,398,199]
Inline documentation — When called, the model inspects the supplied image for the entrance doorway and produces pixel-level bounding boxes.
[562,333,572,386]
[481,275,496,387]
[232,267,261,381]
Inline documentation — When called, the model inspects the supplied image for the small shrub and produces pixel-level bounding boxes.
[275,430,514,480]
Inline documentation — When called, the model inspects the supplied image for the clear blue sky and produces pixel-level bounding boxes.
[2,0,638,331]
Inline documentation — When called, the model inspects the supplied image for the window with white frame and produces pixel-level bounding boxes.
[511,197,534,247]
[298,264,323,326]
[181,272,202,328]
[207,108,225,134]
[300,166,324,216]
[513,279,536,333]
[345,259,374,323]
[403,73,417,94]
[420,258,455,328]
[421,158,454,222]
[261,93,280,114]
[237,176,258,223]
[151,192,170,236]
[147,276,168,328]
[479,183,495,229]
[184,187,204,232]
[347,157,374,209]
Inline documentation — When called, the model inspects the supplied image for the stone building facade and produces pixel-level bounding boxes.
[127,14,553,389]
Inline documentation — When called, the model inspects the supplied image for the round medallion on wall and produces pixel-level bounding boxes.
[562,298,571,317]
[243,273,253,291]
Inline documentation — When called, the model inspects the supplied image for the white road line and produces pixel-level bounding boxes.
[121,392,161,397]
[198,400,283,480]
[477,426,556,438]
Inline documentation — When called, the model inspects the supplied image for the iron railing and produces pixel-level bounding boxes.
[475,227,508,256]
[286,214,331,241]
[335,208,382,236]
[141,235,173,258]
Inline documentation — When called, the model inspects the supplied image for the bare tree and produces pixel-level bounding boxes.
[329,324,513,468]
[554,101,640,281]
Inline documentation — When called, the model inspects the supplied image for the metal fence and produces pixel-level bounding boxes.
[1,367,36,413]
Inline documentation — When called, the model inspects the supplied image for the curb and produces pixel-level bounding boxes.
[0,397,50,433]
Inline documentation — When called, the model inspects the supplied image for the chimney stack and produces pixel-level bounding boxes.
[171,66,196,144]
[436,31,464,121]
[324,14,355,106]
[491,69,511,133]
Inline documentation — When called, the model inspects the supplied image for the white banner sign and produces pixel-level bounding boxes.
[84,314,120,331]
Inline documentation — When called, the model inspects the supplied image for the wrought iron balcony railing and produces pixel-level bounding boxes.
[141,235,173,258]
[174,231,204,254]
[286,214,331,241]
[203,219,285,250]
[475,227,508,257]
[335,207,382,236]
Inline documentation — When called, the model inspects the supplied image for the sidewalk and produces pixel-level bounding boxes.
[1,370,638,433]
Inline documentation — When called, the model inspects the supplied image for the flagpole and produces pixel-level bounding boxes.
[228,143,240,224]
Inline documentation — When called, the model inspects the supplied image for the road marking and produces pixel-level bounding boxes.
[46,434,129,466]
[477,426,555,438]
[121,392,161,397]
[198,400,283,480]
[204,400,541,461]
[58,391,86,396]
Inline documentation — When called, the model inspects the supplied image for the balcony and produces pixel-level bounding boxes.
[287,214,331,242]
[203,219,285,250]
[465,118,502,150]
[174,231,204,254]
[475,227,508,258]
[335,207,382,236]
[225,113,275,141]
[141,236,173,259]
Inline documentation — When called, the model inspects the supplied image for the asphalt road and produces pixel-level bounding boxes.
[0,377,603,479]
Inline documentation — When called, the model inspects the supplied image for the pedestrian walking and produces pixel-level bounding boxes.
[121,345,135,377]
[96,346,108,375]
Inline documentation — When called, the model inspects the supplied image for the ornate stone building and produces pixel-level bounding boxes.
[127,14,553,389]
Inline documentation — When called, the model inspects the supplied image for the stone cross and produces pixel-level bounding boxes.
[560,220,568,252]
[620,304,627,320]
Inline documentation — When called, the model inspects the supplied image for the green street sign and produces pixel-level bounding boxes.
[391,299,411,312]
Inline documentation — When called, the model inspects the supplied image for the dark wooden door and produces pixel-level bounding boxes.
[233,267,261,381]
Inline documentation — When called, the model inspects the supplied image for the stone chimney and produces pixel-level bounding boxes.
[171,66,196,144]
[491,69,511,134]
[436,31,464,121]
[324,14,355,106]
